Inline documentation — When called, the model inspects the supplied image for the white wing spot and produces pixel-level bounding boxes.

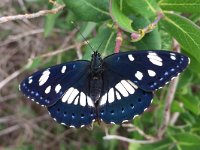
[148,70,156,77]
[127,80,138,89]
[87,96,94,107]
[121,80,135,94]
[61,123,66,126]
[100,93,107,106]
[70,125,75,128]
[115,91,121,100]
[80,92,86,107]
[115,83,129,97]
[149,59,163,66]
[128,54,135,61]
[122,120,128,123]
[55,84,61,93]
[108,88,115,103]
[28,79,33,84]
[147,52,162,61]
[170,55,176,60]
[45,86,51,94]
[74,96,79,105]
[135,71,143,80]
[61,65,66,73]
[39,70,50,86]
[67,89,79,104]
[147,52,163,66]
[62,87,74,103]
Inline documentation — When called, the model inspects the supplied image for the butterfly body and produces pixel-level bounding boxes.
[20,50,189,128]
[89,51,103,104]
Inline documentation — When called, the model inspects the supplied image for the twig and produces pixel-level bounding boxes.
[0,29,44,47]
[157,39,181,138]
[0,114,50,137]
[128,126,155,140]
[170,103,183,125]
[0,0,65,24]
[0,94,18,103]
[75,43,83,59]
[37,42,87,59]
[0,68,25,90]
[131,12,164,42]
[103,135,160,144]
[114,27,122,53]
[0,57,33,90]
[0,125,21,137]
[157,77,179,138]
[0,115,16,123]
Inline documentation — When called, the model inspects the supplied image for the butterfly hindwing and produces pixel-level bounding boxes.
[103,50,189,91]
[98,69,153,124]
[20,60,90,106]
[47,70,96,128]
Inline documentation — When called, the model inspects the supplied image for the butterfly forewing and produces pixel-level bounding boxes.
[103,50,189,91]
[20,60,90,106]
[98,69,153,124]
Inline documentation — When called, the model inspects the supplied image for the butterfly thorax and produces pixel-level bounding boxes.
[89,51,103,104]
[90,51,103,76]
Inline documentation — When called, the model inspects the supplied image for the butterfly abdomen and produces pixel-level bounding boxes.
[89,77,103,104]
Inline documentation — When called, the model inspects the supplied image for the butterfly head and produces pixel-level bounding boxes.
[91,51,103,75]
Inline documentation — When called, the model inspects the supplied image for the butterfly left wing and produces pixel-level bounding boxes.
[20,60,90,106]
[98,69,153,124]
[103,50,189,91]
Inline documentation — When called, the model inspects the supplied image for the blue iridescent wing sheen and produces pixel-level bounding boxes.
[47,71,96,128]
[103,50,190,91]
[98,69,153,124]
[20,60,90,107]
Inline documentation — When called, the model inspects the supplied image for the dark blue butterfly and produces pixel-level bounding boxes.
[19,50,189,128]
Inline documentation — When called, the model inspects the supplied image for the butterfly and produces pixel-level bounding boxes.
[19,50,189,128]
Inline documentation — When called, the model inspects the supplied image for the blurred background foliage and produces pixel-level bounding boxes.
[0,0,200,150]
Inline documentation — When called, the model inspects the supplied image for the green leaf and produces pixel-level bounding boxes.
[129,133,200,150]
[172,133,200,150]
[76,22,96,42]
[44,14,59,37]
[132,17,161,49]
[83,26,116,60]
[180,94,200,115]
[171,100,184,113]
[126,0,159,18]
[159,0,200,13]
[187,55,200,74]
[159,25,173,50]
[65,11,77,31]
[63,0,110,22]
[110,0,134,32]
[44,0,63,37]
[161,12,200,63]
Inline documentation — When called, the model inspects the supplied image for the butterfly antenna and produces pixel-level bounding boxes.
[71,21,95,52]
[96,23,115,52]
